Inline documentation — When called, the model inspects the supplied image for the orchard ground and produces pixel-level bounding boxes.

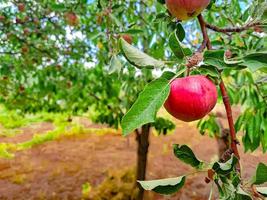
[0,106,266,200]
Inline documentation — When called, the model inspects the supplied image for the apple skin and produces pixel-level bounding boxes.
[164,75,217,122]
[166,0,210,21]
[121,34,133,44]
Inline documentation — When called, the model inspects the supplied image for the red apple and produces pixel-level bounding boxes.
[18,3,25,12]
[21,45,29,54]
[164,75,217,122]
[0,15,5,22]
[121,34,133,44]
[23,28,30,36]
[64,12,79,26]
[166,0,210,21]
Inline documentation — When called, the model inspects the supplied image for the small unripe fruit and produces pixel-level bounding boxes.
[17,3,25,12]
[21,45,29,54]
[64,12,79,26]
[164,75,217,122]
[254,25,263,33]
[23,28,30,36]
[23,16,29,22]
[225,50,232,59]
[166,0,210,21]
[19,85,25,92]
[0,15,5,22]
[121,34,133,44]
[33,17,39,25]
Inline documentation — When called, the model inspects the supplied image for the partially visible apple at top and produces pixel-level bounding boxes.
[166,0,210,21]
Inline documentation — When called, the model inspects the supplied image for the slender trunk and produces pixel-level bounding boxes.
[135,124,150,200]
[198,14,241,173]
[215,118,230,159]
[216,129,230,160]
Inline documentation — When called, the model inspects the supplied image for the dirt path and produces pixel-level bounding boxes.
[0,117,266,200]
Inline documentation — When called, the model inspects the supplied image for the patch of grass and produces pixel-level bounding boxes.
[0,105,72,138]
[82,182,92,199]
[0,123,118,159]
[0,109,28,129]
[0,129,22,137]
[88,168,138,200]
[0,143,16,159]
[10,174,27,184]
[17,124,118,151]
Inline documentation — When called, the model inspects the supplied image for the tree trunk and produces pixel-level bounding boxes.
[135,124,150,200]
[215,117,231,161]
[216,128,230,159]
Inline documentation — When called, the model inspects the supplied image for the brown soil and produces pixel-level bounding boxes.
[0,113,266,200]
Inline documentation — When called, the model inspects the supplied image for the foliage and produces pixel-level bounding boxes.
[0,0,267,198]
[0,120,118,159]
[117,0,267,198]
[88,168,138,200]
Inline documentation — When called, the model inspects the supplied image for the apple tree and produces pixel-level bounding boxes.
[118,0,267,199]
[0,0,267,199]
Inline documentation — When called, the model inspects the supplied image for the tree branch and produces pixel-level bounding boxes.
[206,22,261,34]
[197,14,241,173]
[197,15,211,51]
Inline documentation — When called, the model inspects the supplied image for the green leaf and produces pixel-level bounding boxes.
[198,65,220,79]
[138,176,185,195]
[256,187,267,197]
[176,23,185,42]
[212,154,238,175]
[203,50,234,70]
[252,163,267,185]
[120,38,165,69]
[50,3,65,11]
[109,55,122,74]
[173,144,203,168]
[157,0,165,4]
[121,72,174,136]
[236,186,252,200]
[169,31,192,59]
[241,52,267,72]
[161,71,176,80]
[109,13,122,27]
[122,29,143,34]
[220,181,236,199]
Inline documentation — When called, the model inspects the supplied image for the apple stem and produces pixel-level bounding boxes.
[197,14,241,174]
[186,68,190,76]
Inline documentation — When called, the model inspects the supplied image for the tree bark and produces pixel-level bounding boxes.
[135,124,150,200]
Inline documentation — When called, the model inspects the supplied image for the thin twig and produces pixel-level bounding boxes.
[197,15,212,51]
[206,22,261,34]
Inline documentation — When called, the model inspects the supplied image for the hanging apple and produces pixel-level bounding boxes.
[164,75,217,122]
[17,3,25,12]
[0,15,5,22]
[64,12,79,26]
[121,34,133,44]
[166,0,210,21]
